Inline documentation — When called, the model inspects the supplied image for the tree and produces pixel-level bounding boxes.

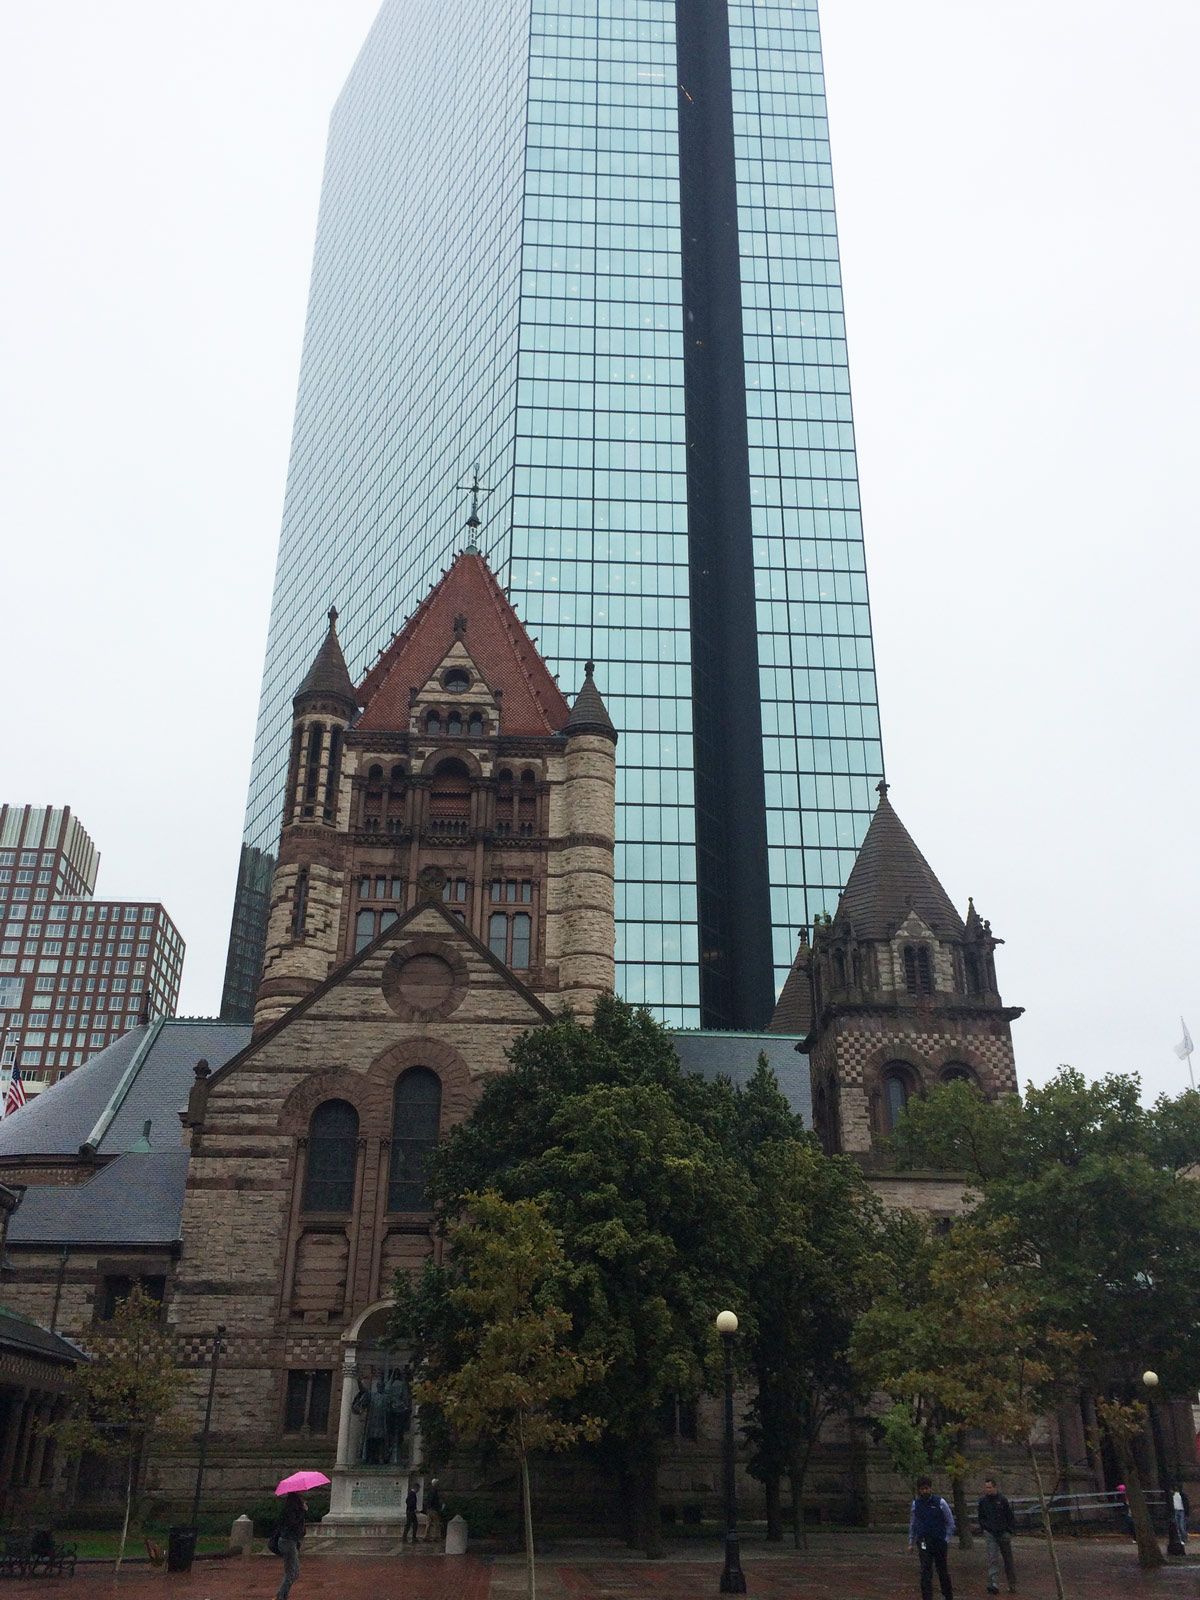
[890,1071,1200,1567]
[853,1217,1087,1600]
[425,995,752,1555]
[394,1192,599,1600]
[46,1284,187,1574]
[726,1066,886,1544]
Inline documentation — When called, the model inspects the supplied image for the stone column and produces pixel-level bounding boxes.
[335,1349,358,1469]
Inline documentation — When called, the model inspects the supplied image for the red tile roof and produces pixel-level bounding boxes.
[355,552,572,736]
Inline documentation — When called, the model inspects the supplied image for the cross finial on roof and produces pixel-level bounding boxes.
[585,659,595,676]
[460,464,490,552]
[328,605,338,627]
[876,779,890,799]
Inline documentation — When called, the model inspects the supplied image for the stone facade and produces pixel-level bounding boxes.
[149,551,619,1503]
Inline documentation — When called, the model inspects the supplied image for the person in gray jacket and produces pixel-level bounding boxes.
[977,1476,1016,1594]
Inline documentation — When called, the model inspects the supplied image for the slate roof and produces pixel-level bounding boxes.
[835,787,965,939]
[7,1152,191,1246]
[563,662,617,741]
[354,551,572,735]
[0,1019,249,1159]
[768,947,814,1036]
[0,1306,81,1365]
[295,608,358,709]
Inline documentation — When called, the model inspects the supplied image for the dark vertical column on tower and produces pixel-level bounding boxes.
[676,0,774,1030]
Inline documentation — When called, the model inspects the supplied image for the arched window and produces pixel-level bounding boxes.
[389,1068,442,1211]
[363,763,383,831]
[303,1100,358,1212]
[447,712,463,736]
[380,909,399,934]
[425,710,442,734]
[324,726,342,821]
[287,725,304,818]
[468,712,484,737]
[832,950,846,988]
[488,911,507,959]
[355,909,375,952]
[291,868,309,938]
[511,912,532,968]
[430,759,471,831]
[495,768,514,833]
[883,1072,910,1131]
[903,945,933,995]
[517,769,537,835]
[941,1062,975,1086]
[386,764,407,833]
[964,953,981,996]
[303,723,324,812]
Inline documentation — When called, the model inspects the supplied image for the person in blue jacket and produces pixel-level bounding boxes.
[908,1476,955,1600]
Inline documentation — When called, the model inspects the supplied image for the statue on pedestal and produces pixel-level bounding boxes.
[352,1364,414,1465]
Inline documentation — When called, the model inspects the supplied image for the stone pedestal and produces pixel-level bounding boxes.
[444,1514,468,1555]
[311,1466,416,1541]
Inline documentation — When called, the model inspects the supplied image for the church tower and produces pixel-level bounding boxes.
[254,550,617,1031]
[774,783,1021,1160]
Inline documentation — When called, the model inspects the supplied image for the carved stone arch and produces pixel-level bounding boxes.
[366,1037,477,1136]
[279,1069,369,1137]
[859,1044,929,1140]
[934,1048,987,1095]
[417,747,485,780]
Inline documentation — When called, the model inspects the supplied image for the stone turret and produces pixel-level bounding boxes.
[546,663,617,1017]
[778,783,1022,1159]
[255,609,359,1031]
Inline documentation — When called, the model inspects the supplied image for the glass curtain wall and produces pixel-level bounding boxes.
[225,0,883,1029]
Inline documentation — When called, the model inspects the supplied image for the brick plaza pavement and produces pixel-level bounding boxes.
[2,1532,1198,1599]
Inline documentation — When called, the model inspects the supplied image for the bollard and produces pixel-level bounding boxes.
[444,1514,468,1555]
[229,1514,254,1555]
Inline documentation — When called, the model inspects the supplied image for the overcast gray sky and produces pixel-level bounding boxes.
[2,2,1196,1101]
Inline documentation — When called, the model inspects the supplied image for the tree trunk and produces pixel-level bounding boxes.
[764,1472,782,1542]
[616,1461,637,1548]
[116,1451,134,1578]
[641,1438,663,1559]
[1080,1389,1104,1491]
[1111,1428,1163,1569]
[1027,1437,1066,1600]
[787,1468,807,1550]
[518,1437,537,1600]
[950,1470,972,1550]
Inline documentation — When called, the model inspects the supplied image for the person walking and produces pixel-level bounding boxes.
[978,1476,1017,1594]
[274,1492,307,1600]
[403,1482,419,1543]
[909,1476,955,1600]
[423,1476,444,1543]
[1173,1483,1189,1545]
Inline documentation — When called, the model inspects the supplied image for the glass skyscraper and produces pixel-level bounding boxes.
[223,0,884,1029]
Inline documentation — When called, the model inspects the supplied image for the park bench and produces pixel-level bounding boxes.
[0,1532,77,1578]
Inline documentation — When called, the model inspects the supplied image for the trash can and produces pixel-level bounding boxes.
[166,1525,198,1573]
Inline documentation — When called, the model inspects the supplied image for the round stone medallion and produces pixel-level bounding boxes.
[382,942,466,1020]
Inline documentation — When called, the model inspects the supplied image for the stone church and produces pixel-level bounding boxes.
[0,546,1148,1525]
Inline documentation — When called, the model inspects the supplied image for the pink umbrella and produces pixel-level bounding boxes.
[275,1470,331,1496]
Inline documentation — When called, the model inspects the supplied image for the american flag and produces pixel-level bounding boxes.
[4,1067,26,1117]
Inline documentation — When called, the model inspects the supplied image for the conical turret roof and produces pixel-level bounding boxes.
[563,661,617,741]
[835,783,965,939]
[294,608,357,711]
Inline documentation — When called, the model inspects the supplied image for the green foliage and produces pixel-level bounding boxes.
[728,1062,886,1543]
[418,995,752,1554]
[46,1284,188,1574]
[889,1070,1200,1393]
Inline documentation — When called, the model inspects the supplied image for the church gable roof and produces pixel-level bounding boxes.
[354,552,571,736]
[836,785,965,940]
[210,893,554,1086]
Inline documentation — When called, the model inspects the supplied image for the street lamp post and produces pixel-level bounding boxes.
[715,1310,747,1594]
[190,1325,227,1528]
[1142,1371,1185,1557]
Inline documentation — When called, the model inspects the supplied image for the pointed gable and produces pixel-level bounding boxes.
[354,552,571,735]
[835,784,965,940]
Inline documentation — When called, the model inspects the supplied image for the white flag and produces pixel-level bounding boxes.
[1175,1019,1194,1060]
